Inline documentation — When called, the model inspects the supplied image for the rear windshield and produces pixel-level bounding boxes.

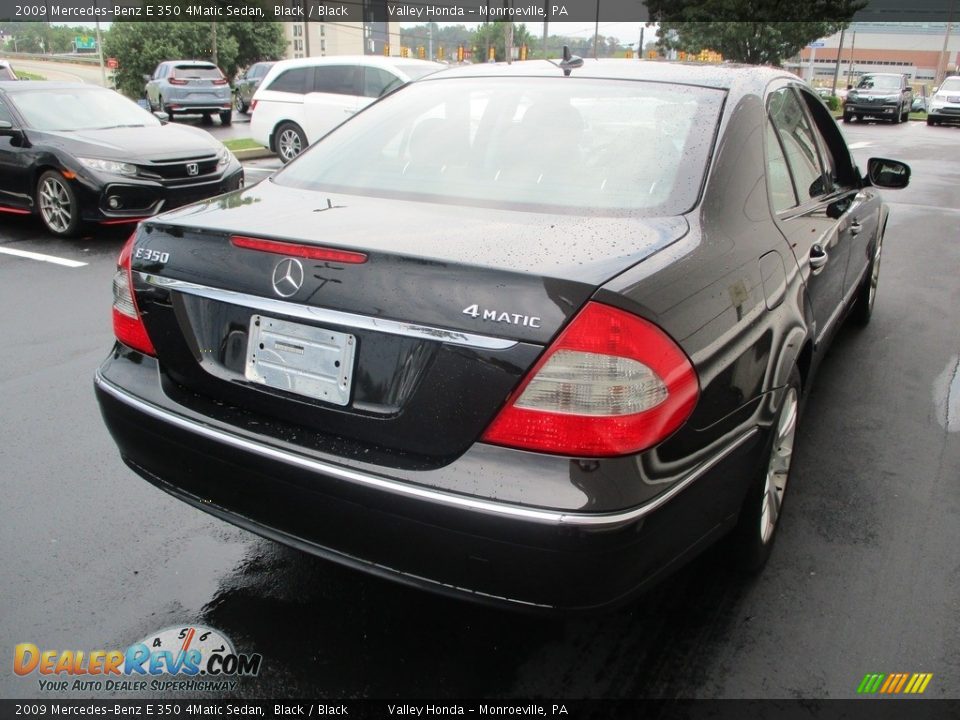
[274,77,724,215]
[173,65,222,79]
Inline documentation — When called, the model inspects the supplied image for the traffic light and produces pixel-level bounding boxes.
[520,45,528,61]
[383,43,390,56]
[679,51,687,61]
[488,46,496,62]
[457,45,464,62]
[418,46,425,59]
[400,46,409,58]
[438,46,444,60]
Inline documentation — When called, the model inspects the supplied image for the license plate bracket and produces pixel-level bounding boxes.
[245,314,355,406]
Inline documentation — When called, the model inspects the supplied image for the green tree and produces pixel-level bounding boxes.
[104,21,285,99]
[647,0,866,65]
[472,22,535,62]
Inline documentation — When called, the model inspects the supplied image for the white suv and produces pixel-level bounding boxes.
[250,56,443,163]
[926,76,960,126]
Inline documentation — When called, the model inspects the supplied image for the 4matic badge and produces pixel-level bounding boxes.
[462,304,541,328]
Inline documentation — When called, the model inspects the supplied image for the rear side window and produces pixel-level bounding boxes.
[363,67,402,98]
[768,88,825,202]
[267,67,310,94]
[313,66,360,96]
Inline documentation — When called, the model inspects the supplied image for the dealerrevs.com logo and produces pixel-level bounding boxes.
[14,625,263,693]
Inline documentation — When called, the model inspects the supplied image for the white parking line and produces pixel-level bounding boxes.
[0,247,88,268]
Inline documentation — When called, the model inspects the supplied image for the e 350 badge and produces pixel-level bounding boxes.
[14,625,263,693]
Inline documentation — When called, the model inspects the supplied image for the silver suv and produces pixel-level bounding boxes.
[144,60,232,125]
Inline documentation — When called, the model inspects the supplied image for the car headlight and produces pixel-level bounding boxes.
[929,100,945,111]
[847,91,859,100]
[217,146,232,168]
[79,157,138,176]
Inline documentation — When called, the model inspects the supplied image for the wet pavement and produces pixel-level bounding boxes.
[1,121,958,700]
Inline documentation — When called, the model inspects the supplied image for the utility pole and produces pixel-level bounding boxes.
[936,2,955,86]
[846,30,856,87]
[593,0,600,59]
[639,26,644,60]
[211,22,218,66]
[831,26,845,96]
[428,23,433,61]
[95,15,106,86]
[542,0,548,59]
[506,3,514,64]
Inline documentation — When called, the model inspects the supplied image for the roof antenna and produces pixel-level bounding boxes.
[559,45,583,76]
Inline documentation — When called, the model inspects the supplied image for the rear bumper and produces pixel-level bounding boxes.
[94,355,761,611]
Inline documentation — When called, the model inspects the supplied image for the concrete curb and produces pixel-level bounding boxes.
[233,147,275,161]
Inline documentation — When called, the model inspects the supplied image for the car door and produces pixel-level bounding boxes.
[146,64,165,106]
[302,64,362,144]
[766,84,850,348]
[0,95,32,211]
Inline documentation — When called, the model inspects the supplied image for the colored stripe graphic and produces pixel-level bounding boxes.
[858,672,932,694]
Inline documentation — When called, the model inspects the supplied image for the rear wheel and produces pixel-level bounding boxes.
[851,235,883,326]
[37,170,81,237]
[235,93,248,114]
[842,110,852,123]
[220,110,232,126]
[161,97,175,121]
[900,105,910,122]
[731,368,801,572]
[276,122,307,163]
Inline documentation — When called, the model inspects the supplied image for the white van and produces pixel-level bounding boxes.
[250,56,444,163]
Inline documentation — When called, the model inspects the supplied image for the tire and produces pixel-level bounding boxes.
[900,105,909,123]
[275,121,307,163]
[235,93,248,114]
[856,114,864,122]
[927,116,934,126]
[842,111,852,123]
[36,170,81,238]
[851,235,883,326]
[145,92,156,112]
[220,110,232,126]
[201,113,213,126]
[730,368,802,573]
[161,97,174,121]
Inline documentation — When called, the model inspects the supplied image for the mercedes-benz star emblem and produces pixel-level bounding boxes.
[271,258,304,298]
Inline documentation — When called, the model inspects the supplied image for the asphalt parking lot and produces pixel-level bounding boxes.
[1,120,958,700]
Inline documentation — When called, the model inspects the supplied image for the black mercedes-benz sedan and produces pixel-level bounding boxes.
[0,82,243,237]
[95,60,909,611]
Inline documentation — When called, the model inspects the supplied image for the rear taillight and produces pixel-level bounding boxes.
[213,78,228,85]
[481,302,698,457]
[112,233,156,356]
[250,100,258,112]
[168,76,188,86]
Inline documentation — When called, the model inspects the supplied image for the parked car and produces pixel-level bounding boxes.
[0,59,18,81]
[911,95,927,114]
[842,73,913,123]
[233,61,275,114]
[249,55,443,163]
[0,82,242,237]
[926,76,960,125]
[95,60,909,611]
[144,60,233,125]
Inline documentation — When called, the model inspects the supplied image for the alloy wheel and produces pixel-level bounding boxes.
[278,128,302,162]
[760,387,798,544]
[38,176,74,234]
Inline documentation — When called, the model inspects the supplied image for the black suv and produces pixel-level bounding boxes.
[843,73,914,123]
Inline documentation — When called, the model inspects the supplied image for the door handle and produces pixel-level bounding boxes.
[809,244,828,274]
[850,219,862,236]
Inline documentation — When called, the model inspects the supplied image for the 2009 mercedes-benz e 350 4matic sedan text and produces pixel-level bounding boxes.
[95,60,910,611]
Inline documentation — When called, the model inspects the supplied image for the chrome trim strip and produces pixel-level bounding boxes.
[96,372,758,529]
[138,272,517,350]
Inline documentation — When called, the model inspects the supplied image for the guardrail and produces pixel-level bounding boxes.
[3,52,102,66]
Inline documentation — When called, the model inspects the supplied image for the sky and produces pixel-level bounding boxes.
[402,21,652,46]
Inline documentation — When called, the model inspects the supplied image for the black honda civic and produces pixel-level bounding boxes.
[0,82,243,237]
[94,60,910,610]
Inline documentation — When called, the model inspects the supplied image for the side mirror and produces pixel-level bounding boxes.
[866,157,910,189]
[933,86,939,93]
[153,111,169,123]
[0,119,21,137]
[143,74,152,84]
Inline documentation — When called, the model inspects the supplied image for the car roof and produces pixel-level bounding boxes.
[162,60,218,66]
[266,55,444,73]
[422,59,794,97]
